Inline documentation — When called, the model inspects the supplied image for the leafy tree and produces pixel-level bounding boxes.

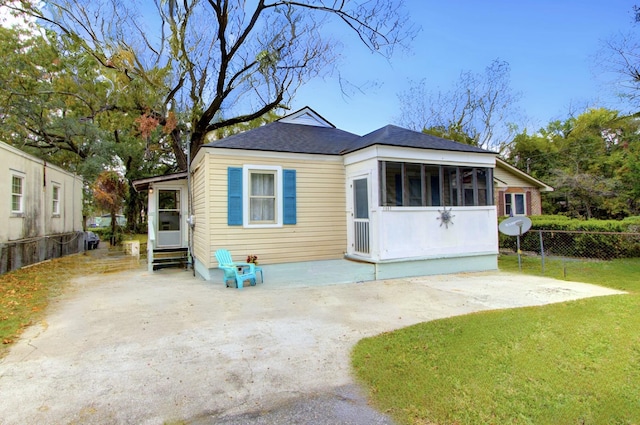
[0,26,97,168]
[421,125,476,146]
[397,59,522,152]
[507,131,560,181]
[0,21,182,231]
[4,0,416,170]
[506,108,640,219]
[613,124,640,215]
[93,171,128,245]
[551,170,617,219]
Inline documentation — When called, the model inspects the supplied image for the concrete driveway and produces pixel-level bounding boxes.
[0,266,623,425]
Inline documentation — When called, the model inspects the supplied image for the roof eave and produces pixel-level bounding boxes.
[342,143,497,156]
[496,158,554,191]
[132,172,188,192]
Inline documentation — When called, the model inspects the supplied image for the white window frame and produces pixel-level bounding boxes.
[52,183,61,216]
[505,192,527,216]
[11,171,25,215]
[243,165,283,228]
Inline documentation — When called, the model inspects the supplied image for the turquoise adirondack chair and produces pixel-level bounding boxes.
[214,249,257,289]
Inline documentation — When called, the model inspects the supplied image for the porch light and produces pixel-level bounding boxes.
[149,187,154,195]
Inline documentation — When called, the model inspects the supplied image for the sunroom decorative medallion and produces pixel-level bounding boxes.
[437,207,455,229]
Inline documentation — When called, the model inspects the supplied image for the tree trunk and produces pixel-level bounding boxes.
[125,185,140,233]
[171,130,188,171]
[110,210,118,246]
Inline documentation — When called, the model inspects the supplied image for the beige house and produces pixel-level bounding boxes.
[494,158,554,216]
[1,141,84,273]
[136,107,503,285]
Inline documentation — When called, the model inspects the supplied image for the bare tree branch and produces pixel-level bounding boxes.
[397,59,522,153]
[5,0,416,170]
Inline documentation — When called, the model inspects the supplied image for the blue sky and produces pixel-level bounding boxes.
[290,1,637,135]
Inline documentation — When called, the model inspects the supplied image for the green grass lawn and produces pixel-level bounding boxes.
[352,256,640,425]
[124,233,148,245]
[499,255,640,293]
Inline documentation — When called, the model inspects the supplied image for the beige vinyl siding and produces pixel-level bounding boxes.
[192,155,210,264]
[494,165,531,188]
[203,151,346,267]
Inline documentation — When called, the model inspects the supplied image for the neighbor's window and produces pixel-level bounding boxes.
[52,184,61,216]
[249,170,277,223]
[379,161,493,207]
[11,174,24,214]
[505,193,526,216]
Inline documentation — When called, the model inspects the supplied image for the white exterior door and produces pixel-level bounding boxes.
[352,177,370,255]
[157,189,181,247]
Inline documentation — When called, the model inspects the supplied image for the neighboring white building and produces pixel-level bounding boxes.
[1,141,84,273]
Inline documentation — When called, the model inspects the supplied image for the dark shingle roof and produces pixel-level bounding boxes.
[204,122,494,156]
[203,122,360,155]
[341,125,493,154]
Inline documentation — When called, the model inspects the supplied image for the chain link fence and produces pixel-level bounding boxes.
[499,230,640,277]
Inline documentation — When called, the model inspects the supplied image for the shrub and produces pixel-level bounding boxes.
[498,216,640,259]
[88,227,124,246]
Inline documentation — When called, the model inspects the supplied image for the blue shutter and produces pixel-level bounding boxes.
[283,169,296,225]
[228,167,243,225]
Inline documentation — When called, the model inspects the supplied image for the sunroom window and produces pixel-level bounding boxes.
[379,161,493,207]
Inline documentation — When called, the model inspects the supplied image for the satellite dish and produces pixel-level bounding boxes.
[498,216,532,236]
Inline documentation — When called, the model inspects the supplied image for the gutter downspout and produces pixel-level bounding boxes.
[187,134,194,275]
[42,161,47,238]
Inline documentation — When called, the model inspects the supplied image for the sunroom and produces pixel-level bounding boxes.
[343,127,498,279]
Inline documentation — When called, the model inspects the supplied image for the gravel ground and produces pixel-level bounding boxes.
[0,260,623,425]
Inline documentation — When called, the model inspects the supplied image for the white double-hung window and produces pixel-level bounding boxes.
[249,170,277,223]
[243,165,283,227]
[52,184,61,216]
[11,173,24,214]
[227,165,296,228]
